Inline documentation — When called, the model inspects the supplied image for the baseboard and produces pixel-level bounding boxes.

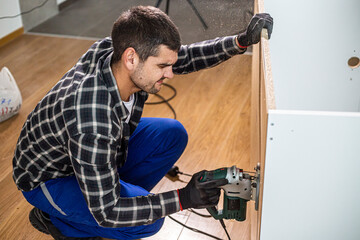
[59,0,78,11]
[0,27,24,49]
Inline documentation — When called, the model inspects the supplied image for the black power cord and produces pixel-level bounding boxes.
[148,88,230,238]
[148,83,232,238]
[168,215,223,240]
[188,208,211,218]
[219,219,231,240]
[0,0,50,20]
[166,165,232,240]
[145,82,177,119]
[168,211,231,240]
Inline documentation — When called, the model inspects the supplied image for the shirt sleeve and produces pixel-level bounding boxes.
[67,133,180,228]
[173,35,246,74]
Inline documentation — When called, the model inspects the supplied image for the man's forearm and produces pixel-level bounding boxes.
[173,35,246,74]
[90,190,180,228]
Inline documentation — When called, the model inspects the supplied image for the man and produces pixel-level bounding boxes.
[13,6,273,240]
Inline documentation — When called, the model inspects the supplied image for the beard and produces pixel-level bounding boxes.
[130,76,162,94]
[130,64,163,94]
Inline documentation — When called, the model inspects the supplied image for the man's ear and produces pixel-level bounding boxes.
[122,47,139,71]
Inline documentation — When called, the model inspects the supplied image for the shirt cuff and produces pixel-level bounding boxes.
[231,35,247,54]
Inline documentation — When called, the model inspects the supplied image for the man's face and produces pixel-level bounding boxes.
[130,45,178,94]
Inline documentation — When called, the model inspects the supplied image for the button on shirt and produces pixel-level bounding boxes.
[13,36,245,227]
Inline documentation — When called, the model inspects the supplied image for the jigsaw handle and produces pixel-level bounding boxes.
[199,168,228,220]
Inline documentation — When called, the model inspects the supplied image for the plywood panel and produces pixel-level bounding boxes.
[250,1,275,239]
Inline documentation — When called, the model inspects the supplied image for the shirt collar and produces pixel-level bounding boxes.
[101,52,129,122]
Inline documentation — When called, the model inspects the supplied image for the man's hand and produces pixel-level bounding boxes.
[237,13,273,48]
[178,170,228,209]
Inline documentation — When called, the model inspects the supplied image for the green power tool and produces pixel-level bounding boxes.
[199,164,260,221]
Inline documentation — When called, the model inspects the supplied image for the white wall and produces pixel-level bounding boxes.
[19,0,58,31]
[0,0,23,38]
[56,0,66,4]
[264,0,360,112]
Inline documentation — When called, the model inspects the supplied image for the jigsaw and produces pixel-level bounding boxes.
[199,164,261,221]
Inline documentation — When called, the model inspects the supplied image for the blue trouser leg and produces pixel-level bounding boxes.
[22,118,188,239]
[118,117,188,191]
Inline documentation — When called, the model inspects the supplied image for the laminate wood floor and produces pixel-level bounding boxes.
[0,34,254,240]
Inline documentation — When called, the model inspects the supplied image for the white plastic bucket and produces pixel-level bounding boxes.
[0,67,22,122]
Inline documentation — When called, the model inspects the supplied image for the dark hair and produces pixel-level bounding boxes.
[111,6,181,63]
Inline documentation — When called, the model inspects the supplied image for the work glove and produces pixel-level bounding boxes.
[237,13,273,48]
[178,170,228,209]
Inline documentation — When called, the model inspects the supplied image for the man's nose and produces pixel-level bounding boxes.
[164,67,174,79]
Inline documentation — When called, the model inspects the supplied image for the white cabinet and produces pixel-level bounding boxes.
[0,0,22,38]
[253,0,360,239]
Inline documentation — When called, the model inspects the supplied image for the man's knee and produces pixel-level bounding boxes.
[170,119,188,143]
[165,119,188,146]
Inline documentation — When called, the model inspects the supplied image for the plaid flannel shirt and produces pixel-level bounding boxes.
[13,36,245,227]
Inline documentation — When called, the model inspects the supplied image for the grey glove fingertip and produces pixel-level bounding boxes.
[265,22,273,39]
